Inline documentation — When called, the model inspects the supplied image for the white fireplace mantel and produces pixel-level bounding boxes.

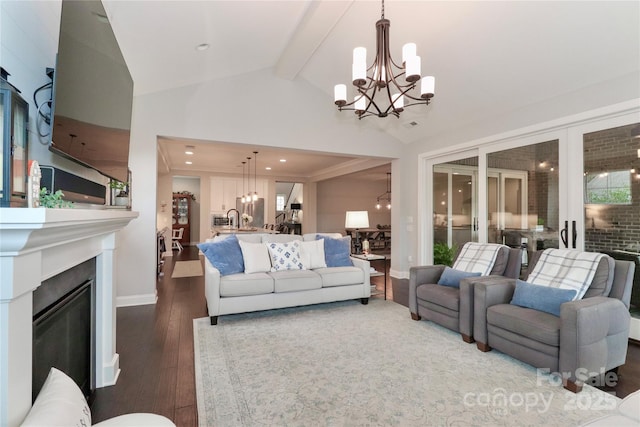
[0,208,138,427]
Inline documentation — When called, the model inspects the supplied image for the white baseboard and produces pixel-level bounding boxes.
[390,269,409,280]
[97,353,120,387]
[116,293,157,307]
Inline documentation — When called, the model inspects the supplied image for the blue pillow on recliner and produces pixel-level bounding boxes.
[510,279,577,316]
[437,267,481,288]
[197,235,245,276]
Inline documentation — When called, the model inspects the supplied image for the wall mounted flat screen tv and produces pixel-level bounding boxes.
[50,0,133,183]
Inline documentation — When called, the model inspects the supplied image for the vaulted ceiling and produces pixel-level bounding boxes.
[104,0,640,178]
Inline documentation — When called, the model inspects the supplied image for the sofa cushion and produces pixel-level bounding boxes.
[21,367,91,427]
[300,239,327,269]
[417,283,460,311]
[266,241,305,271]
[437,266,481,288]
[198,235,244,276]
[213,233,264,244]
[304,232,343,242]
[319,235,353,267]
[238,240,271,274]
[269,270,322,292]
[262,234,303,243]
[487,303,561,346]
[314,266,364,287]
[219,272,274,297]
[510,279,577,316]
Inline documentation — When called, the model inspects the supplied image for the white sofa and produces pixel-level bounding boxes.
[203,233,371,325]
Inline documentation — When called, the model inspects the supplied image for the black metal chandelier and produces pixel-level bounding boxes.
[334,0,435,119]
[375,172,392,210]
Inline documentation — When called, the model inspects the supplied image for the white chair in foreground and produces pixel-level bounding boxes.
[172,227,184,251]
[21,368,175,427]
[580,389,640,426]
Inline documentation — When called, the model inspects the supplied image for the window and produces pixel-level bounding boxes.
[584,170,631,204]
[276,194,285,211]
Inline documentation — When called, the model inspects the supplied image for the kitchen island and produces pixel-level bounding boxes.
[211,226,278,236]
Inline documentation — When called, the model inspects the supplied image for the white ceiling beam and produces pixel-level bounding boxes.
[308,158,392,182]
[275,0,354,80]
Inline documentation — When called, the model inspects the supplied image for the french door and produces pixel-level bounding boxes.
[478,114,639,339]
[423,111,639,339]
[564,115,640,340]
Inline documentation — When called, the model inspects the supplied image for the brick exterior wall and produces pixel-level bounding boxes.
[584,124,640,253]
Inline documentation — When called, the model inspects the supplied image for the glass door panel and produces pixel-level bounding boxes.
[486,140,560,271]
[581,123,640,336]
[433,157,478,257]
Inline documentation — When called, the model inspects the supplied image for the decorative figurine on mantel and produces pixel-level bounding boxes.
[28,160,41,208]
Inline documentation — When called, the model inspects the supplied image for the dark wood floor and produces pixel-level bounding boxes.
[91,246,640,426]
[91,246,207,425]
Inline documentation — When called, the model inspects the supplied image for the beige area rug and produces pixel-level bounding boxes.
[193,300,620,426]
[171,260,203,278]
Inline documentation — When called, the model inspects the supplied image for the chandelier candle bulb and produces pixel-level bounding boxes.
[421,76,435,98]
[352,63,367,86]
[355,95,366,112]
[402,43,417,64]
[334,84,347,105]
[405,56,421,82]
[392,93,404,112]
[353,47,367,65]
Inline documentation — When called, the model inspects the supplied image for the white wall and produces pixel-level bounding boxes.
[317,177,392,234]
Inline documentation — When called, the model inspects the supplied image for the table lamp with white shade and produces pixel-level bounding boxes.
[345,210,369,254]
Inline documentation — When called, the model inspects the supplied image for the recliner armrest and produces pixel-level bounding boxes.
[559,296,631,385]
[409,265,446,314]
[472,278,516,347]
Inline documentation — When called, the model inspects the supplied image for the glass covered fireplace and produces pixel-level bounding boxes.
[32,258,96,402]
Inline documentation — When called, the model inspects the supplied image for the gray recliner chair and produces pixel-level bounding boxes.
[472,250,634,393]
[409,244,522,343]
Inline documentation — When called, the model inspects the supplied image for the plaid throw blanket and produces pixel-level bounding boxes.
[526,249,606,300]
[452,242,506,275]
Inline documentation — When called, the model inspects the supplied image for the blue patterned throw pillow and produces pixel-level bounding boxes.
[266,241,305,271]
[197,235,244,276]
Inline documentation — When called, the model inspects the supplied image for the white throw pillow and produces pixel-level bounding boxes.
[266,241,305,271]
[300,239,327,269]
[238,240,272,274]
[21,367,91,427]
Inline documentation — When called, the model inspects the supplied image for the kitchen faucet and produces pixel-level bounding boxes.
[226,208,240,229]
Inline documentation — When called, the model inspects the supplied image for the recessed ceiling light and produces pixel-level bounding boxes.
[185,151,194,155]
[195,43,210,51]
[280,159,287,163]
[185,161,193,165]
[265,167,272,170]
